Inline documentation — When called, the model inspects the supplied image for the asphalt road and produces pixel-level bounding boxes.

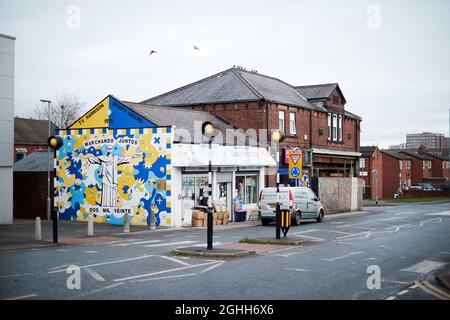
[0,202,449,300]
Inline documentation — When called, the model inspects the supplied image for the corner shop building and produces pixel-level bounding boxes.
[54,95,276,228]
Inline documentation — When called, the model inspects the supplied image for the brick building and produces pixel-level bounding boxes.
[423,150,450,181]
[399,150,433,184]
[14,117,57,162]
[359,146,382,199]
[141,67,362,186]
[380,150,412,198]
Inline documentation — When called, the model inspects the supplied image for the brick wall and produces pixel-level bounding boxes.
[381,153,400,198]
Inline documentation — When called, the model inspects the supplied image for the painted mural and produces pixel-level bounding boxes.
[54,127,172,226]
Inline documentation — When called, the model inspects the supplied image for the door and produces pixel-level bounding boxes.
[218,182,231,221]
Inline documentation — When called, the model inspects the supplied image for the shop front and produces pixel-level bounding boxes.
[171,144,276,226]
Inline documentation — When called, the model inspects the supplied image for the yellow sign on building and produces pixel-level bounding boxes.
[288,150,302,179]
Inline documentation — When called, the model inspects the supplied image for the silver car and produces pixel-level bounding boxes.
[258,186,325,226]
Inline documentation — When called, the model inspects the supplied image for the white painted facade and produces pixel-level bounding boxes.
[0,33,15,224]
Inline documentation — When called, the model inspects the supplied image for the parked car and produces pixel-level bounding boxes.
[258,186,324,226]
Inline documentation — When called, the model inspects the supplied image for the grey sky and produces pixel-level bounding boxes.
[1,0,449,148]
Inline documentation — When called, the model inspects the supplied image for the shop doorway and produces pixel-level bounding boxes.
[217,182,232,220]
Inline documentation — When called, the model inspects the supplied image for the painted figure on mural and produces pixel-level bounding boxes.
[87,145,142,207]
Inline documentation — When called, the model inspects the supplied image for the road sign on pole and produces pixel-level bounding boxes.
[288,150,302,179]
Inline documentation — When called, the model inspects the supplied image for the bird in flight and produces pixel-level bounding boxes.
[149,50,157,55]
[193,45,200,50]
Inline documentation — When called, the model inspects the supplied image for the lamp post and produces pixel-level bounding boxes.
[47,135,63,243]
[372,169,378,205]
[271,129,285,240]
[41,99,52,220]
[202,121,216,250]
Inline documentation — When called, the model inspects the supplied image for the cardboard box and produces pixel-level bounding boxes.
[192,210,205,220]
[192,219,204,227]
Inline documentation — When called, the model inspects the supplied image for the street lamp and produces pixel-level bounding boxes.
[271,129,286,239]
[48,135,63,243]
[41,99,52,220]
[202,121,217,250]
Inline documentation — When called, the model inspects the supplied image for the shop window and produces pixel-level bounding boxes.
[235,175,258,205]
[181,176,209,208]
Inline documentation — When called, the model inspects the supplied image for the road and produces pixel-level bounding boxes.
[0,202,449,300]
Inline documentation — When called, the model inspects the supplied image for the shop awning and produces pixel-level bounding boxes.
[171,144,277,168]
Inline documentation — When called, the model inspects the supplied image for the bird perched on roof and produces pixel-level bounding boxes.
[149,50,157,56]
[193,45,200,50]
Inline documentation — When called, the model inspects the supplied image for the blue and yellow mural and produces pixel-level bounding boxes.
[54,95,172,227]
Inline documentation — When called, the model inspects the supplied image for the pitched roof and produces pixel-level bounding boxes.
[13,150,53,172]
[398,150,433,160]
[142,68,325,112]
[122,101,247,144]
[360,146,378,157]
[14,117,58,145]
[294,83,337,99]
[424,150,450,161]
[381,150,412,160]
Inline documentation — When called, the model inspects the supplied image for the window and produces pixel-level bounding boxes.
[338,115,343,142]
[327,113,332,140]
[359,158,366,169]
[236,175,258,205]
[333,95,339,105]
[399,161,403,170]
[278,111,285,133]
[289,112,296,135]
[332,114,338,141]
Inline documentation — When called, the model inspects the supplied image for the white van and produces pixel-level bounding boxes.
[258,186,325,226]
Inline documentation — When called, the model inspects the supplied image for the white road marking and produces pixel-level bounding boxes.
[73,282,124,298]
[113,261,219,282]
[199,262,225,274]
[321,251,365,262]
[336,232,370,240]
[289,234,325,241]
[381,279,409,285]
[56,249,69,252]
[143,241,198,248]
[266,246,305,255]
[290,228,319,235]
[111,240,162,247]
[5,294,37,300]
[426,211,450,216]
[397,289,409,295]
[385,296,397,300]
[401,260,445,274]
[85,251,98,254]
[0,272,34,279]
[48,254,154,273]
[338,225,376,231]
[285,268,309,272]
[157,255,191,266]
[365,257,377,261]
[385,224,411,232]
[439,251,450,255]
[318,229,353,235]
[409,284,418,289]
[420,217,442,226]
[133,273,197,283]
[84,268,105,282]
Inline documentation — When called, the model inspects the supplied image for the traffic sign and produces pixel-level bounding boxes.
[288,150,302,179]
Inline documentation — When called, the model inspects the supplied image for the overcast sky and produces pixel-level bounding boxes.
[1,0,449,148]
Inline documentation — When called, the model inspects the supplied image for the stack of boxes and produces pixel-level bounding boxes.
[191,208,229,227]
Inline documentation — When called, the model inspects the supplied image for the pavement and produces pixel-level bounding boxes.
[0,202,449,300]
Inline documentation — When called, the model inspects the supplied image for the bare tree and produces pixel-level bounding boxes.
[33,93,86,128]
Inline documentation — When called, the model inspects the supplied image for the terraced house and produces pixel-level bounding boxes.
[142,67,362,187]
